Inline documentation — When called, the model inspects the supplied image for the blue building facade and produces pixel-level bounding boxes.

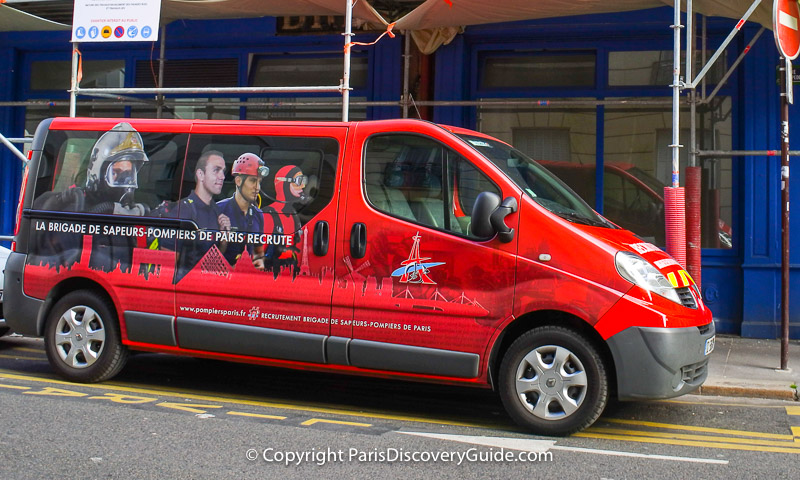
[0,7,797,338]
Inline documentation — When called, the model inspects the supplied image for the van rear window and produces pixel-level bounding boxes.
[34,124,187,216]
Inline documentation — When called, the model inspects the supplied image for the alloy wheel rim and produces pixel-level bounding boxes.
[54,305,106,369]
[514,344,588,420]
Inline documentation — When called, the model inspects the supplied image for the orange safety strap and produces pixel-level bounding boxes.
[72,46,84,85]
[344,22,396,53]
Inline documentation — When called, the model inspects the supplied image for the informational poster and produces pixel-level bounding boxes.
[71,0,161,43]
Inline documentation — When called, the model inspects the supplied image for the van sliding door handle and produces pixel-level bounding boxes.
[313,221,329,256]
[350,223,367,259]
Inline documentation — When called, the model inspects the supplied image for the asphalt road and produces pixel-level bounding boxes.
[1,334,798,479]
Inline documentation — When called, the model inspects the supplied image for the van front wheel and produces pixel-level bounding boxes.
[499,326,607,436]
[44,290,128,383]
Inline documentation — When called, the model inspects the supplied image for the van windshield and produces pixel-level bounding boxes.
[457,134,614,229]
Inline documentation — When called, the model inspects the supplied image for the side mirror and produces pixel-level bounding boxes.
[470,192,518,243]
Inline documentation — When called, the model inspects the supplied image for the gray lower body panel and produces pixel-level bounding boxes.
[176,317,327,364]
[125,311,177,346]
[349,338,480,378]
[2,252,46,336]
[174,317,478,378]
[607,323,716,400]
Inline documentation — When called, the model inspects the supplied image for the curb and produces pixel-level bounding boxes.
[698,384,797,401]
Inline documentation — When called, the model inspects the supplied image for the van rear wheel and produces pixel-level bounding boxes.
[499,326,607,436]
[44,290,128,383]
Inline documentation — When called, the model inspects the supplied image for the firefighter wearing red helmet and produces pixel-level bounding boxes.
[216,152,269,269]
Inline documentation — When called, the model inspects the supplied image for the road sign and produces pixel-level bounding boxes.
[774,0,800,59]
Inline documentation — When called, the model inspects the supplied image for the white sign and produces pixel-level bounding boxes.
[71,0,161,43]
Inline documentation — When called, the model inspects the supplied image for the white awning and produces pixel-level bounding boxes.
[0,0,772,37]
[0,4,70,32]
[392,1,771,31]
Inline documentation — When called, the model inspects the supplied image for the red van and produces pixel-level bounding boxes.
[4,117,714,435]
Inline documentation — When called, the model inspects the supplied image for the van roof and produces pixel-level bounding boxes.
[47,117,487,136]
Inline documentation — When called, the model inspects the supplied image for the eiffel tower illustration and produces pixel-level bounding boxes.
[299,227,310,276]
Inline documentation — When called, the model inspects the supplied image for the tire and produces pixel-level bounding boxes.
[498,326,608,436]
[44,290,128,383]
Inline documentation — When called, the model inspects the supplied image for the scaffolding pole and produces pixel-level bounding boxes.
[403,32,411,119]
[156,26,166,119]
[69,42,79,117]
[1,98,687,109]
[0,132,28,163]
[342,0,353,121]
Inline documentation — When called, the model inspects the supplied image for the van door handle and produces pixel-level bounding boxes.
[350,223,367,259]
[313,221,329,256]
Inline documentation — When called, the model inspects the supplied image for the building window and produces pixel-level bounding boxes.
[245,96,366,121]
[30,60,125,91]
[608,50,726,86]
[603,98,733,248]
[134,58,238,88]
[479,52,596,89]
[250,56,367,89]
[477,100,597,206]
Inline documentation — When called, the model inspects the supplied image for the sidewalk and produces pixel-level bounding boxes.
[700,334,800,401]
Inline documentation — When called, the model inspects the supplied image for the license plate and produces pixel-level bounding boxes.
[704,335,715,356]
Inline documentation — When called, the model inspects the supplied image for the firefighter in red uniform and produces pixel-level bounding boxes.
[262,165,308,277]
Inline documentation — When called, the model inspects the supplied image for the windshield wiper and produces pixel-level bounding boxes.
[553,211,611,228]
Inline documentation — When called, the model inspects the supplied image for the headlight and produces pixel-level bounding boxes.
[615,251,681,305]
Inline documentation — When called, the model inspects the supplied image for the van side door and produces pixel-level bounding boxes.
[333,122,520,380]
[173,123,348,364]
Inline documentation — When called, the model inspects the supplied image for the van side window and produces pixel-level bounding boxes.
[184,134,339,226]
[364,134,500,237]
[33,126,186,216]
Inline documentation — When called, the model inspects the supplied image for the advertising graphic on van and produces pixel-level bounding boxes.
[391,232,445,285]
[4,117,714,437]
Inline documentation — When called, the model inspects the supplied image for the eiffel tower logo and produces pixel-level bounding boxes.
[391,232,445,285]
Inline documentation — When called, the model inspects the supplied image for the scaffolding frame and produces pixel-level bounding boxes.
[0,0,776,262]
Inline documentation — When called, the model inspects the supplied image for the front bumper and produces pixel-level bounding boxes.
[607,322,715,400]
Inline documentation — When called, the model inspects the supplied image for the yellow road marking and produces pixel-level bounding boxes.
[589,427,797,448]
[0,383,30,390]
[0,354,46,361]
[301,418,372,428]
[665,398,789,409]
[227,411,286,420]
[605,418,793,440]
[24,387,87,397]
[575,432,800,454]
[156,402,224,414]
[786,406,800,416]
[15,347,45,355]
[0,371,496,429]
[792,427,800,442]
[89,393,158,404]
